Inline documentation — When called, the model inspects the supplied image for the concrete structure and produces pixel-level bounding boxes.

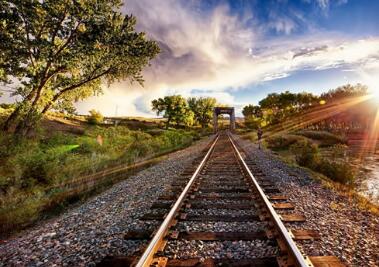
[213,107,235,133]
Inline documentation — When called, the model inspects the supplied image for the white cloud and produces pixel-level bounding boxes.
[76,0,379,116]
[268,16,297,35]
[317,0,330,10]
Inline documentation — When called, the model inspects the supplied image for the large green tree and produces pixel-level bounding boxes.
[242,104,262,119]
[187,97,216,128]
[0,0,160,135]
[152,95,194,128]
[259,91,318,124]
[242,104,263,129]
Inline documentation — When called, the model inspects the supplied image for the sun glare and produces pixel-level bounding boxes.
[362,73,379,102]
[370,88,379,99]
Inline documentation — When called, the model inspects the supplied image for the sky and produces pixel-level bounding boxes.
[4,0,379,117]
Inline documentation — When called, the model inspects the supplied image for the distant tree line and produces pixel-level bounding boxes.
[151,96,216,128]
[242,84,369,130]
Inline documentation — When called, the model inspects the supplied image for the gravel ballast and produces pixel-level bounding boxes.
[234,135,379,267]
[2,133,378,267]
[0,137,213,267]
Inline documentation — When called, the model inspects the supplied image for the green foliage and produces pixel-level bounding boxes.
[266,134,306,150]
[259,91,319,111]
[287,140,355,185]
[258,91,319,125]
[0,126,199,235]
[242,104,263,118]
[86,110,104,125]
[290,140,320,169]
[152,95,194,128]
[244,117,262,129]
[316,160,355,185]
[188,97,216,128]
[1,0,160,134]
[0,103,15,110]
[242,104,263,129]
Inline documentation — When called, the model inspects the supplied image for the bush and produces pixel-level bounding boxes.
[317,160,355,185]
[86,110,104,125]
[266,134,306,150]
[290,140,320,169]
[330,144,348,158]
[289,139,355,185]
[244,117,261,129]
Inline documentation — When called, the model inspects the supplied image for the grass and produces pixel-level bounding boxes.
[294,130,347,147]
[0,118,209,237]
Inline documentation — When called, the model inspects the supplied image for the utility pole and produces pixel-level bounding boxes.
[114,105,119,126]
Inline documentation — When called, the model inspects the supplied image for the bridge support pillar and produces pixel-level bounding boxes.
[213,107,235,133]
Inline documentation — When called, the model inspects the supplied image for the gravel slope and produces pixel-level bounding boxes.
[234,135,379,267]
[0,137,213,267]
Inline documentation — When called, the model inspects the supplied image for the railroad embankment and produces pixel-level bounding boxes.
[0,134,212,265]
[0,115,210,237]
[235,134,379,266]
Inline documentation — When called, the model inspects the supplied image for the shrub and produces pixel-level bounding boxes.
[317,160,355,185]
[266,134,306,150]
[289,139,355,185]
[244,117,261,129]
[146,129,165,136]
[76,136,105,154]
[86,110,104,125]
[290,140,320,169]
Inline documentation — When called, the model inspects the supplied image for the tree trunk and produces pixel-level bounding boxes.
[13,105,41,136]
[2,87,40,132]
[2,105,22,132]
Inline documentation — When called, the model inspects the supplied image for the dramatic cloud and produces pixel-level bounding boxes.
[75,0,377,116]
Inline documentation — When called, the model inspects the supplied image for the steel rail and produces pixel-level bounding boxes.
[228,134,313,267]
[135,134,220,267]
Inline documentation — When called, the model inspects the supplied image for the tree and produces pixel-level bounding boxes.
[0,0,160,135]
[242,104,263,119]
[258,91,319,125]
[188,97,216,128]
[242,105,263,129]
[87,109,104,125]
[151,95,194,128]
[320,84,368,103]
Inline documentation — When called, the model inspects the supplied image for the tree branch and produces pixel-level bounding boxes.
[59,67,111,95]
[41,67,112,114]
[50,8,68,48]
[19,9,36,68]
[52,21,81,59]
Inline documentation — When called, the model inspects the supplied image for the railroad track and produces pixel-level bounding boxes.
[98,132,344,267]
